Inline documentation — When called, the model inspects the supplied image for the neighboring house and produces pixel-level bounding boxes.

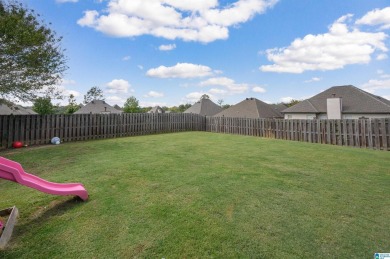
[0,103,37,115]
[214,97,283,119]
[148,106,165,114]
[282,85,390,119]
[74,100,123,114]
[184,98,223,116]
[272,103,288,113]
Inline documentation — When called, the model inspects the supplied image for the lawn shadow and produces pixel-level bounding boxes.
[12,197,86,240]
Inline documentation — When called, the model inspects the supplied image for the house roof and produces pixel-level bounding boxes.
[0,104,14,115]
[0,103,37,115]
[74,100,123,114]
[283,85,390,114]
[148,106,165,113]
[272,103,288,113]
[184,99,223,116]
[214,98,283,118]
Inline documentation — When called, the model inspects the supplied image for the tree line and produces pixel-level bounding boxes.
[30,86,194,115]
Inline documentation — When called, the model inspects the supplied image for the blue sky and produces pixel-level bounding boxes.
[20,0,390,107]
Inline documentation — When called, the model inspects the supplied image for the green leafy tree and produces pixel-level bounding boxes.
[168,103,191,113]
[141,106,151,113]
[83,86,104,104]
[0,1,67,102]
[285,99,301,107]
[65,94,79,114]
[123,96,141,113]
[179,103,191,112]
[33,97,55,115]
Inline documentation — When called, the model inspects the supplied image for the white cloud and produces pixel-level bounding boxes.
[59,79,77,86]
[77,0,278,43]
[122,56,131,61]
[144,91,164,98]
[356,7,390,30]
[185,92,214,103]
[140,101,167,107]
[106,79,132,94]
[209,88,227,94]
[304,77,322,83]
[361,79,390,93]
[138,65,144,70]
[146,63,213,78]
[54,80,83,106]
[260,14,388,73]
[78,10,99,27]
[48,78,82,105]
[376,70,390,78]
[159,44,176,51]
[280,97,294,103]
[202,0,278,27]
[105,96,127,106]
[199,77,250,94]
[377,53,388,60]
[60,89,81,98]
[252,86,266,93]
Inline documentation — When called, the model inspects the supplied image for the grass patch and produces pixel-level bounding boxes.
[0,132,389,258]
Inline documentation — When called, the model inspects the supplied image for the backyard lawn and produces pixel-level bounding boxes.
[0,132,389,258]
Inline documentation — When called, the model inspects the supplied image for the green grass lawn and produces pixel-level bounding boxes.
[0,132,389,258]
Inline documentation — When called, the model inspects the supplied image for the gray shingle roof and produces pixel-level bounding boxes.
[272,103,288,112]
[184,99,223,116]
[0,104,37,115]
[148,106,165,113]
[283,85,390,114]
[0,104,14,115]
[214,98,283,118]
[74,100,123,114]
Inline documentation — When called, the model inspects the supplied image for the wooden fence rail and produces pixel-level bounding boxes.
[0,113,206,149]
[1,114,389,150]
[206,117,390,150]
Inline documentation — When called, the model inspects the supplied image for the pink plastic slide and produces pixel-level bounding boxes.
[0,157,88,201]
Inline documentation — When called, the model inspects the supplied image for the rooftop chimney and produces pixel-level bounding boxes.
[327,97,342,119]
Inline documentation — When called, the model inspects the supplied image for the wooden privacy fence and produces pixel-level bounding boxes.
[1,114,389,150]
[0,113,206,149]
[207,117,390,151]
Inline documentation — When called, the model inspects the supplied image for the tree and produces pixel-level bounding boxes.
[200,94,210,100]
[123,96,141,113]
[83,86,104,104]
[167,103,191,113]
[285,99,301,107]
[217,99,224,107]
[0,1,67,102]
[33,97,55,115]
[65,94,79,114]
